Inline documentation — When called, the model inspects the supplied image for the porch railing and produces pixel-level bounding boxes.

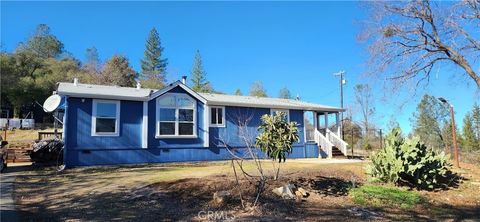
[326,128,348,156]
[314,129,334,158]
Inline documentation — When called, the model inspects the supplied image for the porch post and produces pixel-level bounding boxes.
[335,112,340,136]
[324,112,329,135]
[313,112,318,131]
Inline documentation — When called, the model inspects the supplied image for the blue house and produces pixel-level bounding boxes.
[57,78,348,167]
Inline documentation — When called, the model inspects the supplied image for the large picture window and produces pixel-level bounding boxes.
[92,100,120,136]
[156,93,196,138]
[210,107,225,127]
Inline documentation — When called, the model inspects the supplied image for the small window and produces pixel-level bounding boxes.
[210,107,225,127]
[156,93,197,138]
[92,100,120,136]
[270,109,289,122]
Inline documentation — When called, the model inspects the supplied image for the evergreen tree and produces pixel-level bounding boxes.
[190,50,212,92]
[17,24,64,59]
[472,103,480,147]
[234,88,242,96]
[278,87,292,99]
[462,113,478,151]
[140,28,167,89]
[84,47,100,74]
[411,94,449,151]
[100,55,136,87]
[249,81,267,97]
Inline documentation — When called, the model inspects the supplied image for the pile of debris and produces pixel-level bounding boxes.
[272,183,309,202]
[30,139,64,164]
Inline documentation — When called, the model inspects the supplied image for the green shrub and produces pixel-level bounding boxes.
[256,112,300,162]
[350,185,423,209]
[367,128,451,189]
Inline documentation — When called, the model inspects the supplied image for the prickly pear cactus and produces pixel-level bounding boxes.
[367,127,451,189]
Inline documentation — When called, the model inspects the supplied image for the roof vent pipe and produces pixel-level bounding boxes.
[136,81,141,90]
[73,77,78,86]
[296,94,300,100]
[181,75,187,84]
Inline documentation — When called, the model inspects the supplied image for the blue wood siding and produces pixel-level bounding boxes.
[63,86,320,167]
[147,86,206,148]
[209,106,269,147]
[65,145,316,166]
[209,107,305,147]
[66,97,143,149]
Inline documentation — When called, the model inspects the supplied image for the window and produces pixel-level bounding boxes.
[92,100,120,136]
[156,93,196,138]
[270,109,290,122]
[210,107,225,127]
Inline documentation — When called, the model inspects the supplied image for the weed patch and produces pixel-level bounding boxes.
[350,185,423,209]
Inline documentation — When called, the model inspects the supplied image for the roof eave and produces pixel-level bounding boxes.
[206,101,344,112]
[57,92,150,101]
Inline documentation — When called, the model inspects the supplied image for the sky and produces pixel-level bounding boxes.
[1,1,479,133]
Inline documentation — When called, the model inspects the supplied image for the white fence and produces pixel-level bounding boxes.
[0,118,35,130]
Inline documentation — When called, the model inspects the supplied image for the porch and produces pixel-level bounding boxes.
[305,111,348,158]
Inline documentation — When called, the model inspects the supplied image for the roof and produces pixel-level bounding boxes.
[57,82,153,101]
[200,93,344,112]
[56,81,344,112]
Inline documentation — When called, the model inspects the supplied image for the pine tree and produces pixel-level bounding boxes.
[472,103,480,148]
[18,24,64,59]
[84,47,100,74]
[411,94,449,151]
[249,81,267,97]
[190,50,212,92]
[234,88,242,96]
[441,120,454,153]
[140,28,167,89]
[278,87,292,99]
[462,113,477,151]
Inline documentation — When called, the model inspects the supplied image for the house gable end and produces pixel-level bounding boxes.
[149,81,207,104]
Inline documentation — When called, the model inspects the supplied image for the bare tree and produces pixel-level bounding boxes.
[360,0,480,89]
[354,84,375,146]
[217,111,267,208]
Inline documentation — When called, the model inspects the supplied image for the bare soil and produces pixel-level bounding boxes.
[12,160,480,221]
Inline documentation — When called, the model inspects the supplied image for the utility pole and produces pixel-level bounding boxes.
[334,71,346,139]
[438,97,460,168]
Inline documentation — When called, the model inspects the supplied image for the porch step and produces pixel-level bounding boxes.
[331,146,345,158]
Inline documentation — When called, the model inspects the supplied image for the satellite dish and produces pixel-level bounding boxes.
[43,95,62,113]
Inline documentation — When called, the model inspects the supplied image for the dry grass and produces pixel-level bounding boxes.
[1,128,60,142]
[12,160,480,221]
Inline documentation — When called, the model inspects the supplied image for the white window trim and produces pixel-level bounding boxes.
[91,99,120,137]
[209,106,225,127]
[270,109,290,122]
[155,93,197,139]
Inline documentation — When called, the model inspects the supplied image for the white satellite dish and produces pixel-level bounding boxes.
[43,95,62,113]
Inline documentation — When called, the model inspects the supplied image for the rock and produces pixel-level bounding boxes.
[297,187,309,197]
[213,191,231,205]
[295,191,303,202]
[272,183,296,199]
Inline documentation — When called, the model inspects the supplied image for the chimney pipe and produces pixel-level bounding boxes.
[181,75,187,84]
[136,81,141,90]
[73,78,78,86]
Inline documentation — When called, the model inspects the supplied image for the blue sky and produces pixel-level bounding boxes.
[2,1,479,133]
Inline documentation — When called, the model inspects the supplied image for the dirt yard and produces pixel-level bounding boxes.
[12,160,480,221]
